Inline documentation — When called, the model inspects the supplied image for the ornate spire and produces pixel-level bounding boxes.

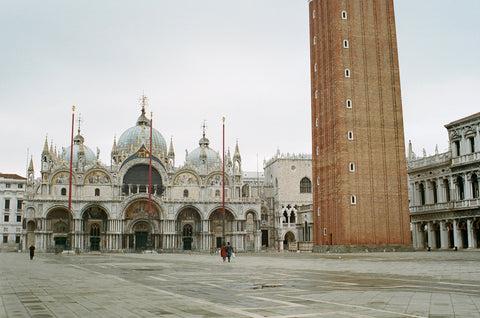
[168,137,175,157]
[111,135,118,154]
[233,139,241,161]
[199,120,210,147]
[73,113,84,145]
[42,135,49,154]
[136,93,150,126]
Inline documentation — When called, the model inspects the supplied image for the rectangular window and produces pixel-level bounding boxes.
[17,200,22,210]
[3,236,7,243]
[4,215,9,222]
[351,195,356,205]
[5,184,10,189]
[16,215,21,223]
[4,199,10,210]
[15,235,20,244]
[17,184,23,189]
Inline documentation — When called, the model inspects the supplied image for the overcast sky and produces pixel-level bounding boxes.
[1,1,479,177]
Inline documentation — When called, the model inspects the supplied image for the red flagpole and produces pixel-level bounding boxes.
[222,117,225,244]
[148,112,153,214]
[67,106,75,250]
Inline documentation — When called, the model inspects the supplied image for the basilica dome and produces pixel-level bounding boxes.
[62,133,96,165]
[186,136,221,166]
[117,106,167,156]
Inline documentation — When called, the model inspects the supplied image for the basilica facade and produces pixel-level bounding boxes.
[22,103,262,252]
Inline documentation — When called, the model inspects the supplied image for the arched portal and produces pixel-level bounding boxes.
[475,220,480,248]
[82,206,108,251]
[433,223,441,249]
[46,208,72,248]
[284,231,296,250]
[458,221,468,248]
[446,222,454,248]
[124,199,162,250]
[133,221,149,251]
[177,208,201,251]
[209,209,235,248]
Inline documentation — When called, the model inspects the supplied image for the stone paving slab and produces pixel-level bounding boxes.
[0,251,479,317]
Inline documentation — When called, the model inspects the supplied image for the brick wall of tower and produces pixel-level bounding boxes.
[310,0,411,247]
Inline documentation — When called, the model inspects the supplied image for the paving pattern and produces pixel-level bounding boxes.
[1,251,480,317]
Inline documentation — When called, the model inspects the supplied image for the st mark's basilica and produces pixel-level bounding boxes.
[22,99,265,252]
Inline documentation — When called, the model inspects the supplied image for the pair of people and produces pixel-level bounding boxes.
[220,242,233,262]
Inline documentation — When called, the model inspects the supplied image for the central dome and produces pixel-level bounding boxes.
[117,106,167,156]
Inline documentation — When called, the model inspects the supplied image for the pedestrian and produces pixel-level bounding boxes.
[29,245,35,260]
[226,242,233,262]
[220,243,227,262]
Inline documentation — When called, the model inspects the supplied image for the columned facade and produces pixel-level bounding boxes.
[408,113,480,250]
[23,101,262,253]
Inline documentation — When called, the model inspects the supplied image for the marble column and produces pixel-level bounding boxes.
[427,222,436,249]
[467,219,475,248]
[440,221,449,249]
[453,220,462,248]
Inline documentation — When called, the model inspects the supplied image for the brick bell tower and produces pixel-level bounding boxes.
[309,0,412,251]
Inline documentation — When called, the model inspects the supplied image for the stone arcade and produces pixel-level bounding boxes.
[408,112,480,250]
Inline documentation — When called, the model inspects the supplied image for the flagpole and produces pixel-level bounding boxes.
[222,117,225,245]
[67,105,75,251]
[147,111,153,251]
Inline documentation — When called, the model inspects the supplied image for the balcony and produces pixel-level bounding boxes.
[410,198,480,214]
[407,152,450,171]
[451,152,480,166]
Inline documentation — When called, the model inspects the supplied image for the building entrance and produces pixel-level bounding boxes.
[135,232,148,250]
[54,237,66,248]
[90,237,100,251]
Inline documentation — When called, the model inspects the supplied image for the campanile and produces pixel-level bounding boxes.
[309,0,412,251]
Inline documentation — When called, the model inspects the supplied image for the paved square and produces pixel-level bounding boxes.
[1,251,479,317]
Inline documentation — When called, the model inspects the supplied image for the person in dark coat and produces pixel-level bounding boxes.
[220,243,227,262]
[226,242,233,262]
[29,245,35,260]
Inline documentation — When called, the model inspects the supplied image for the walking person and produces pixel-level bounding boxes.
[220,243,227,262]
[29,245,35,260]
[226,242,233,262]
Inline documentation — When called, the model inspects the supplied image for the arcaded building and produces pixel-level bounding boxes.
[22,101,262,252]
[308,0,411,250]
[408,113,480,249]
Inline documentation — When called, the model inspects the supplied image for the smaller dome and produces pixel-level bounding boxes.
[186,135,220,166]
[62,130,96,165]
[62,144,96,165]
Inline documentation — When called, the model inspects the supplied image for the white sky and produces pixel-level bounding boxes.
[1,1,479,177]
